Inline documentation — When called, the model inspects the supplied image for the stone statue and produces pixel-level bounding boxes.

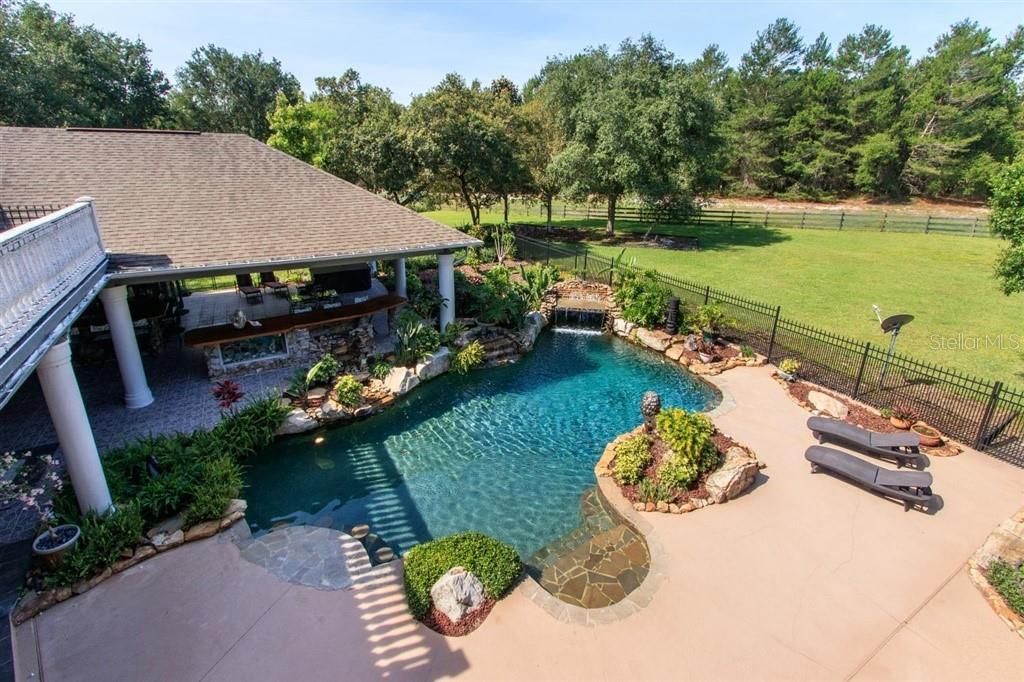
[641,390,662,433]
[231,309,247,330]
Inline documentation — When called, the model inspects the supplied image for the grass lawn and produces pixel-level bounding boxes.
[423,208,1024,387]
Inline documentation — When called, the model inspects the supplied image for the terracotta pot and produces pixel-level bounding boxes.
[890,417,911,430]
[911,422,943,447]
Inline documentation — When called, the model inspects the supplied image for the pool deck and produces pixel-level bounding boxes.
[14,365,1024,681]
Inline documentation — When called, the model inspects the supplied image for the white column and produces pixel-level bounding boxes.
[99,285,154,409]
[438,252,455,331]
[395,258,407,299]
[36,340,113,515]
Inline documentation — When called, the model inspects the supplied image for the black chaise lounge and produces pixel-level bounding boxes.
[235,274,263,304]
[807,416,926,469]
[805,445,936,511]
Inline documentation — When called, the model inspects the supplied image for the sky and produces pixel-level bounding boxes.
[48,1,1024,102]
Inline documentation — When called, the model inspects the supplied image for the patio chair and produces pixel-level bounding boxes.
[259,271,290,298]
[235,274,263,304]
[805,445,937,512]
[807,416,926,469]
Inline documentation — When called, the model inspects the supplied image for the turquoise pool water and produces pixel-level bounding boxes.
[243,330,719,559]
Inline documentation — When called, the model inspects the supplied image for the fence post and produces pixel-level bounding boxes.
[763,211,769,228]
[972,217,978,237]
[583,251,588,276]
[974,381,1004,450]
[730,209,735,227]
[800,212,806,229]
[924,215,931,234]
[839,211,845,230]
[852,342,871,398]
[586,205,591,220]
[766,306,781,362]
[704,285,711,305]
[545,240,551,265]
[881,213,887,232]
[608,262,614,287]
[696,211,702,227]
[563,204,566,218]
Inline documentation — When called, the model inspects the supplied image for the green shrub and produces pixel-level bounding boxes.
[183,456,243,526]
[440,320,466,347]
[637,477,676,504]
[463,267,529,329]
[614,269,671,328]
[333,375,362,408]
[519,264,561,309]
[740,344,755,358]
[778,358,800,375]
[370,358,393,381]
[451,340,485,375]
[694,303,728,335]
[655,408,719,488]
[612,435,652,485]
[988,559,1024,617]
[403,532,521,618]
[395,317,441,367]
[45,502,145,588]
[207,396,289,460]
[306,354,340,386]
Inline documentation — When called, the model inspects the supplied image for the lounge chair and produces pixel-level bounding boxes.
[235,274,263,304]
[259,271,290,298]
[805,446,937,511]
[807,416,925,469]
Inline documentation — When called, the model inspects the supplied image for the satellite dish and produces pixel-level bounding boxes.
[881,314,914,334]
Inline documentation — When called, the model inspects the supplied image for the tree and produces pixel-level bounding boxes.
[169,45,300,140]
[0,1,169,127]
[404,74,518,225]
[991,157,1024,294]
[901,22,1023,199]
[519,98,564,227]
[538,36,724,234]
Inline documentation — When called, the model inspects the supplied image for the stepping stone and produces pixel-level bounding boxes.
[349,524,369,540]
[374,547,395,563]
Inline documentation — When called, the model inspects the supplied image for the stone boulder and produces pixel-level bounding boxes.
[430,566,486,623]
[415,347,451,382]
[276,408,319,435]
[612,318,635,337]
[705,447,760,504]
[518,312,546,350]
[665,344,687,361]
[807,390,849,420]
[636,328,672,352]
[320,399,352,421]
[385,366,420,396]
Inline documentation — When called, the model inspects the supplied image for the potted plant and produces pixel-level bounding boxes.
[1,450,80,567]
[777,358,800,381]
[911,422,943,447]
[889,405,917,430]
[694,303,727,342]
[695,337,718,364]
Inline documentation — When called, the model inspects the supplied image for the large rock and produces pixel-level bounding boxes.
[430,567,486,623]
[636,328,673,352]
[705,447,760,504]
[665,344,687,361]
[518,312,546,350]
[320,399,352,421]
[807,390,849,420]
[415,347,451,382]
[385,366,420,396]
[612,318,635,337]
[276,408,319,435]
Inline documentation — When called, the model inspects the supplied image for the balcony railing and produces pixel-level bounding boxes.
[0,201,109,405]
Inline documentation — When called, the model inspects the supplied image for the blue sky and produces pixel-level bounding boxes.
[50,1,1024,102]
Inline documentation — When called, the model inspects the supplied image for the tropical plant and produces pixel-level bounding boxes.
[493,223,517,265]
[211,379,245,410]
[182,456,242,526]
[519,264,561,309]
[655,408,719,489]
[614,269,671,328]
[395,317,441,367]
[891,404,918,423]
[370,358,393,381]
[306,354,340,386]
[410,287,445,320]
[332,375,363,408]
[694,303,728,336]
[464,267,529,329]
[402,531,521,618]
[439,319,466,347]
[612,435,652,485]
[451,341,485,375]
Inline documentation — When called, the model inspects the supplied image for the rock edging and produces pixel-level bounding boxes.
[967,506,1024,640]
[12,499,249,625]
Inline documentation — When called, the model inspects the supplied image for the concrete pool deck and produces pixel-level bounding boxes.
[14,365,1024,681]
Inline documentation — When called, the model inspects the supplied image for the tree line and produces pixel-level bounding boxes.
[3,2,1023,233]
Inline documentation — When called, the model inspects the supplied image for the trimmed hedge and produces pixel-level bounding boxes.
[403,532,521,618]
[655,407,720,488]
[612,434,652,485]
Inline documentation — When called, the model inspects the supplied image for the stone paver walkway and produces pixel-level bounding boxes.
[238,526,376,591]
[14,365,1024,681]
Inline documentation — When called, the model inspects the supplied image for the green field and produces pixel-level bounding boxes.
[424,208,1024,386]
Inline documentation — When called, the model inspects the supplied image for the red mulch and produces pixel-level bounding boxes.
[786,380,895,433]
[419,597,496,637]
[617,430,738,505]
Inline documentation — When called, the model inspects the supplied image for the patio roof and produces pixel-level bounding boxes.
[0,127,479,280]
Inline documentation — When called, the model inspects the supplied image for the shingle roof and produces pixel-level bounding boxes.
[0,127,478,275]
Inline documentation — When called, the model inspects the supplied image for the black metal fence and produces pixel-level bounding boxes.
[518,235,1024,467]
[0,204,66,232]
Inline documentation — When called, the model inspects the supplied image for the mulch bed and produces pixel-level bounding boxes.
[786,380,895,433]
[617,430,738,505]
[674,339,739,366]
[419,597,496,637]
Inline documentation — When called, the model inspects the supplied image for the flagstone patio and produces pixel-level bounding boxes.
[12,365,1024,681]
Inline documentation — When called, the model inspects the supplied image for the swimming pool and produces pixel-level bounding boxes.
[243,329,719,560]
